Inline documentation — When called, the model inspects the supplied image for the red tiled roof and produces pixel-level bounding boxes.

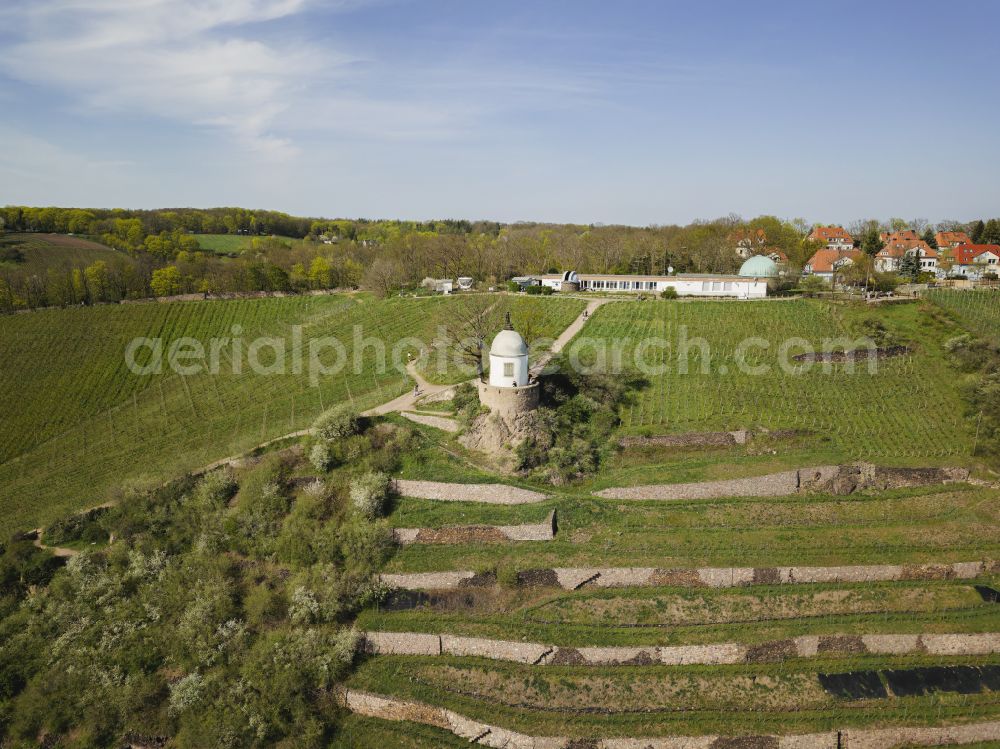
[880,230,920,244]
[808,226,853,243]
[935,231,972,247]
[878,239,936,259]
[806,248,863,273]
[951,244,1000,264]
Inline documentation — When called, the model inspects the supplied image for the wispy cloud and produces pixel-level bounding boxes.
[0,0,342,157]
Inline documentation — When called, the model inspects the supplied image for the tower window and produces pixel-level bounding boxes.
[504,362,514,377]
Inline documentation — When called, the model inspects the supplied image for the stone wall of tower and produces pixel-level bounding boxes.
[477,381,539,418]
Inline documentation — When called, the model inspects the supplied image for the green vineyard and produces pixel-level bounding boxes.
[0,293,584,534]
[568,299,974,460]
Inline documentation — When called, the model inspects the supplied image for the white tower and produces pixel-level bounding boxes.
[488,312,529,388]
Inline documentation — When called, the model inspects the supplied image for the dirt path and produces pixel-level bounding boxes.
[531,298,610,375]
[364,360,463,417]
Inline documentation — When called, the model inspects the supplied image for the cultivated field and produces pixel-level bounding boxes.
[568,299,973,460]
[927,288,1000,342]
[0,293,584,534]
[0,232,123,273]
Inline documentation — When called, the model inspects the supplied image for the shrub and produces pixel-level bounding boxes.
[660,286,679,299]
[312,405,359,441]
[506,280,520,292]
[798,275,828,297]
[193,469,237,509]
[309,442,334,472]
[349,471,391,520]
[525,284,543,295]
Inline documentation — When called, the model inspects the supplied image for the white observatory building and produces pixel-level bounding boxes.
[477,312,540,417]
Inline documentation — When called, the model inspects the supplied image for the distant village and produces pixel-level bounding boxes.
[421,226,1000,300]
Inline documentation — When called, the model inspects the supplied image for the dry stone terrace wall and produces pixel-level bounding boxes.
[379,560,998,591]
[394,511,556,545]
[393,479,548,505]
[363,632,1000,666]
[597,464,970,501]
[339,689,1000,749]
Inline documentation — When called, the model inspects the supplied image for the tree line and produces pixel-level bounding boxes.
[1,206,998,312]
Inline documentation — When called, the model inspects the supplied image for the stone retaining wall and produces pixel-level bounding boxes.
[380,560,996,591]
[394,511,556,545]
[340,689,1000,748]
[393,479,547,505]
[598,463,970,501]
[362,632,1000,666]
[620,430,749,449]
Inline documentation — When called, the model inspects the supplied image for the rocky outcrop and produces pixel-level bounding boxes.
[458,410,539,465]
[799,463,970,495]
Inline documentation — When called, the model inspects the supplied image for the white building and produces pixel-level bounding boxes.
[488,312,529,387]
[536,271,769,299]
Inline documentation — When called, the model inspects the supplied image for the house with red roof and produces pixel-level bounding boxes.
[880,229,921,244]
[874,239,937,274]
[935,231,972,251]
[803,248,863,280]
[732,227,768,259]
[807,226,853,250]
[945,244,1000,278]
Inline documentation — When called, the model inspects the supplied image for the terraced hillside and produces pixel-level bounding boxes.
[332,297,999,746]
[0,293,585,534]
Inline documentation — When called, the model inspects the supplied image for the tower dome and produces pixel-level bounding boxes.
[488,312,529,387]
[738,255,779,278]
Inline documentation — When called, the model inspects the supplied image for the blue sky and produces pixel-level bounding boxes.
[1,0,998,225]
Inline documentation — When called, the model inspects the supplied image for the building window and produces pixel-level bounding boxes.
[503,362,514,377]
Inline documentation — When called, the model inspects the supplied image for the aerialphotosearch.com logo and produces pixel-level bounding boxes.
[124,324,884,384]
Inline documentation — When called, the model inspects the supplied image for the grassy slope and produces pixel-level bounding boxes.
[0,294,586,534]
[192,233,299,253]
[0,232,124,273]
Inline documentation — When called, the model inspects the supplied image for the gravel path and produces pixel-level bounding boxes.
[596,468,820,500]
[401,412,461,433]
[531,298,611,375]
[394,479,548,504]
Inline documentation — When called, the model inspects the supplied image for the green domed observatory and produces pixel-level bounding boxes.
[738,255,780,278]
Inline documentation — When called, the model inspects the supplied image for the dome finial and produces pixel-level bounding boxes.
[503,311,513,330]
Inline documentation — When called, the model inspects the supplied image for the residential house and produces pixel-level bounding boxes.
[947,245,1000,278]
[804,248,863,280]
[732,227,768,259]
[874,240,937,274]
[807,226,854,250]
[935,231,972,251]
[767,250,789,267]
[880,229,921,244]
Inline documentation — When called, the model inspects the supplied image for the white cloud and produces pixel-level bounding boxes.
[0,0,340,158]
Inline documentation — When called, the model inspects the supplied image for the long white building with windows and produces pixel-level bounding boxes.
[532,257,777,299]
